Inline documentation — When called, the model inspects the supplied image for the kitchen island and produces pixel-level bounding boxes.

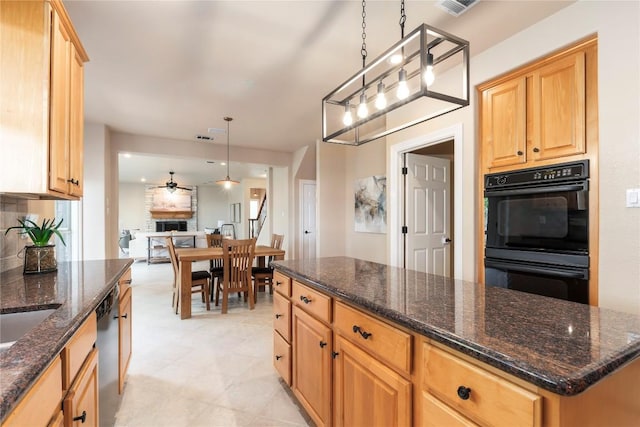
[0,259,133,425]
[272,257,640,426]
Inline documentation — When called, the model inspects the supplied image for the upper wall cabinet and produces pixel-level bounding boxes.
[0,0,88,199]
[479,38,595,172]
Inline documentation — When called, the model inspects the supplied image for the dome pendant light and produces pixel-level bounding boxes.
[216,116,240,189]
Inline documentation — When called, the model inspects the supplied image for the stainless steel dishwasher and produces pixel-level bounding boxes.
[96,285,120,426]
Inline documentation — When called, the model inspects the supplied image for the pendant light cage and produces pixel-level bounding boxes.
[216,116,240,188]
[322,23,469,146]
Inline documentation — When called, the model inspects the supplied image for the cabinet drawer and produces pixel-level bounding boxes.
[334,301,411,375]
[422,391,479,427]
[273,291,291,342]
[273,271,291,296]
[64,348,99,427]
[3,356,62,427]
[61,312,97,390]
[423,344,542,427]
[118,268,132,297]
[273,330,292,386]
[292,281,331,324]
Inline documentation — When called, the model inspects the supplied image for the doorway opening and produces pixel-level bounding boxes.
[388,123,464,279]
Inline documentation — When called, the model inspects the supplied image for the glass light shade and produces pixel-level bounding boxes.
[424,52,435,86]
[343,103,353,126]
[357,92,368,119]
[396,69,410,100]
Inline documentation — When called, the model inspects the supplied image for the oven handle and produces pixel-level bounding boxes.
[484,182,587,197]
[485,259,588,279]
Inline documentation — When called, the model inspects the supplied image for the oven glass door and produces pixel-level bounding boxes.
[485,182,588,253]
[485,258,589,304]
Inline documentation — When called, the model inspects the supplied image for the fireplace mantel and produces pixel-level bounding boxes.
[150,210,193,219]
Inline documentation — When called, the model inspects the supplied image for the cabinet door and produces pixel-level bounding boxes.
[68,45,84,197]
[482,77,526,169]
[64,348,99,427]
[333,335,411,427]
[119,287,133,394]
[292,306,332,427]
[530,51,586,161]
[49,9,71,195]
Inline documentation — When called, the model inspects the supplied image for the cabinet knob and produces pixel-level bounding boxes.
[300,295,311,304]
[275,314,282,319]
[332,351,340,359]
[457,386,471,400]
[319,341,327,348]
[275,281,282,286]
[73,411,87,423]
[275,355,283,360]
[533,147,540,153]
[517,151,523,156]
[352,325,372,340]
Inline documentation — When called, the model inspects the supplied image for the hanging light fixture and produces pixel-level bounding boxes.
[322,0,470,146]
[216,116,239,189]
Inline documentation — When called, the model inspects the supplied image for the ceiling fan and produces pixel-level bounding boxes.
[156,171,192,193]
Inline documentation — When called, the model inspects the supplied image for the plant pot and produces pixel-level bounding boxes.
[23,245,57,274]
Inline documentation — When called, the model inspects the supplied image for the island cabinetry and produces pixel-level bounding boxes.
[118,270,133,394]
[0,0,88,199]
[272,271,292,385]
[61,313,98,427]
[421,342,542,427]
[1,356,63,427]
[480,37,595,171]
[292,281,333,427]
[63,348,98,427]
[333,302,412,427]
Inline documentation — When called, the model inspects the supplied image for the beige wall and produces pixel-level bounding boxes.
[317,1,640,314]
[317,142,347,257]
[83,123,109,260]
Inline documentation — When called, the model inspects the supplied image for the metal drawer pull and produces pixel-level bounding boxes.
[332,351,339,359]
[73,411,87,423]
[114,313,128,319]
[275,355,283,360]
[275,314,282,319]
[352,325,372,339]
[300,295,311,304]
[457,386,471,400]
[319,341,327,348]
[276,281,282,286]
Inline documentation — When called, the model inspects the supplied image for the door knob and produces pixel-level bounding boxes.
[443,237,452,244]
[304,230,311,234]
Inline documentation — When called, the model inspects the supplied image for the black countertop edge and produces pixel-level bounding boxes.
[0,259,133,423]
[273,263,634,397]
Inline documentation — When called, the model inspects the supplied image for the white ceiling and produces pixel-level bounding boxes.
[65,0,575,186]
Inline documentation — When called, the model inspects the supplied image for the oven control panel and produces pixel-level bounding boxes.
[485,160,589,188]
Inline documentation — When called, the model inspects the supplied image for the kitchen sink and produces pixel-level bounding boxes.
[0,308,58,351]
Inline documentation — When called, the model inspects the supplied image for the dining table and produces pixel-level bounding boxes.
[175,245,285,319]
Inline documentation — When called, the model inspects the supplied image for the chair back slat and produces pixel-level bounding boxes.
[222,238,256,293]
[206,233,224,269]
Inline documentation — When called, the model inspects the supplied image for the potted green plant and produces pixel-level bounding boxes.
[4,218,66,274]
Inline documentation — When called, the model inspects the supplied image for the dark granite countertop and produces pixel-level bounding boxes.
[272,257,640,396]
[0,259,133,422]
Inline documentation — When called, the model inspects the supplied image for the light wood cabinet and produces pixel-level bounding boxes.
[333,335,411,427]
[0,0,88,199]
[2,356,63,427]
[292,305,333,427]
[422,343,542,427]
[480,41,592,171]
[118,286,133,394]
[63,348,99,427]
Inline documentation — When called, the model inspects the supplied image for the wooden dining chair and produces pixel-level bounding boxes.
[206,233,225,301]
[215,238,256,314]
[166,237,211,313]
[251,233,284,296]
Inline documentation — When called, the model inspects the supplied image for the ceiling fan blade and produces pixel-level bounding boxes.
[176,186,192,191]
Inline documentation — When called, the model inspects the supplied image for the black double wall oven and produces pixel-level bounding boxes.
[484,160,590,304]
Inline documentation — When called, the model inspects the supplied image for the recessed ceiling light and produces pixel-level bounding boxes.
[140,177,146,182]
[220,162,226,166]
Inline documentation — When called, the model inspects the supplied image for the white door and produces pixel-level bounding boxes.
[301,180,316,259]
[405,154,452,276]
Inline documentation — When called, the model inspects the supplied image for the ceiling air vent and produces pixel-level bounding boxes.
[437,0,479,17]
[195,135,213,141]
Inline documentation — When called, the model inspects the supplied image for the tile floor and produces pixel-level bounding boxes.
[115,260,309,427]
